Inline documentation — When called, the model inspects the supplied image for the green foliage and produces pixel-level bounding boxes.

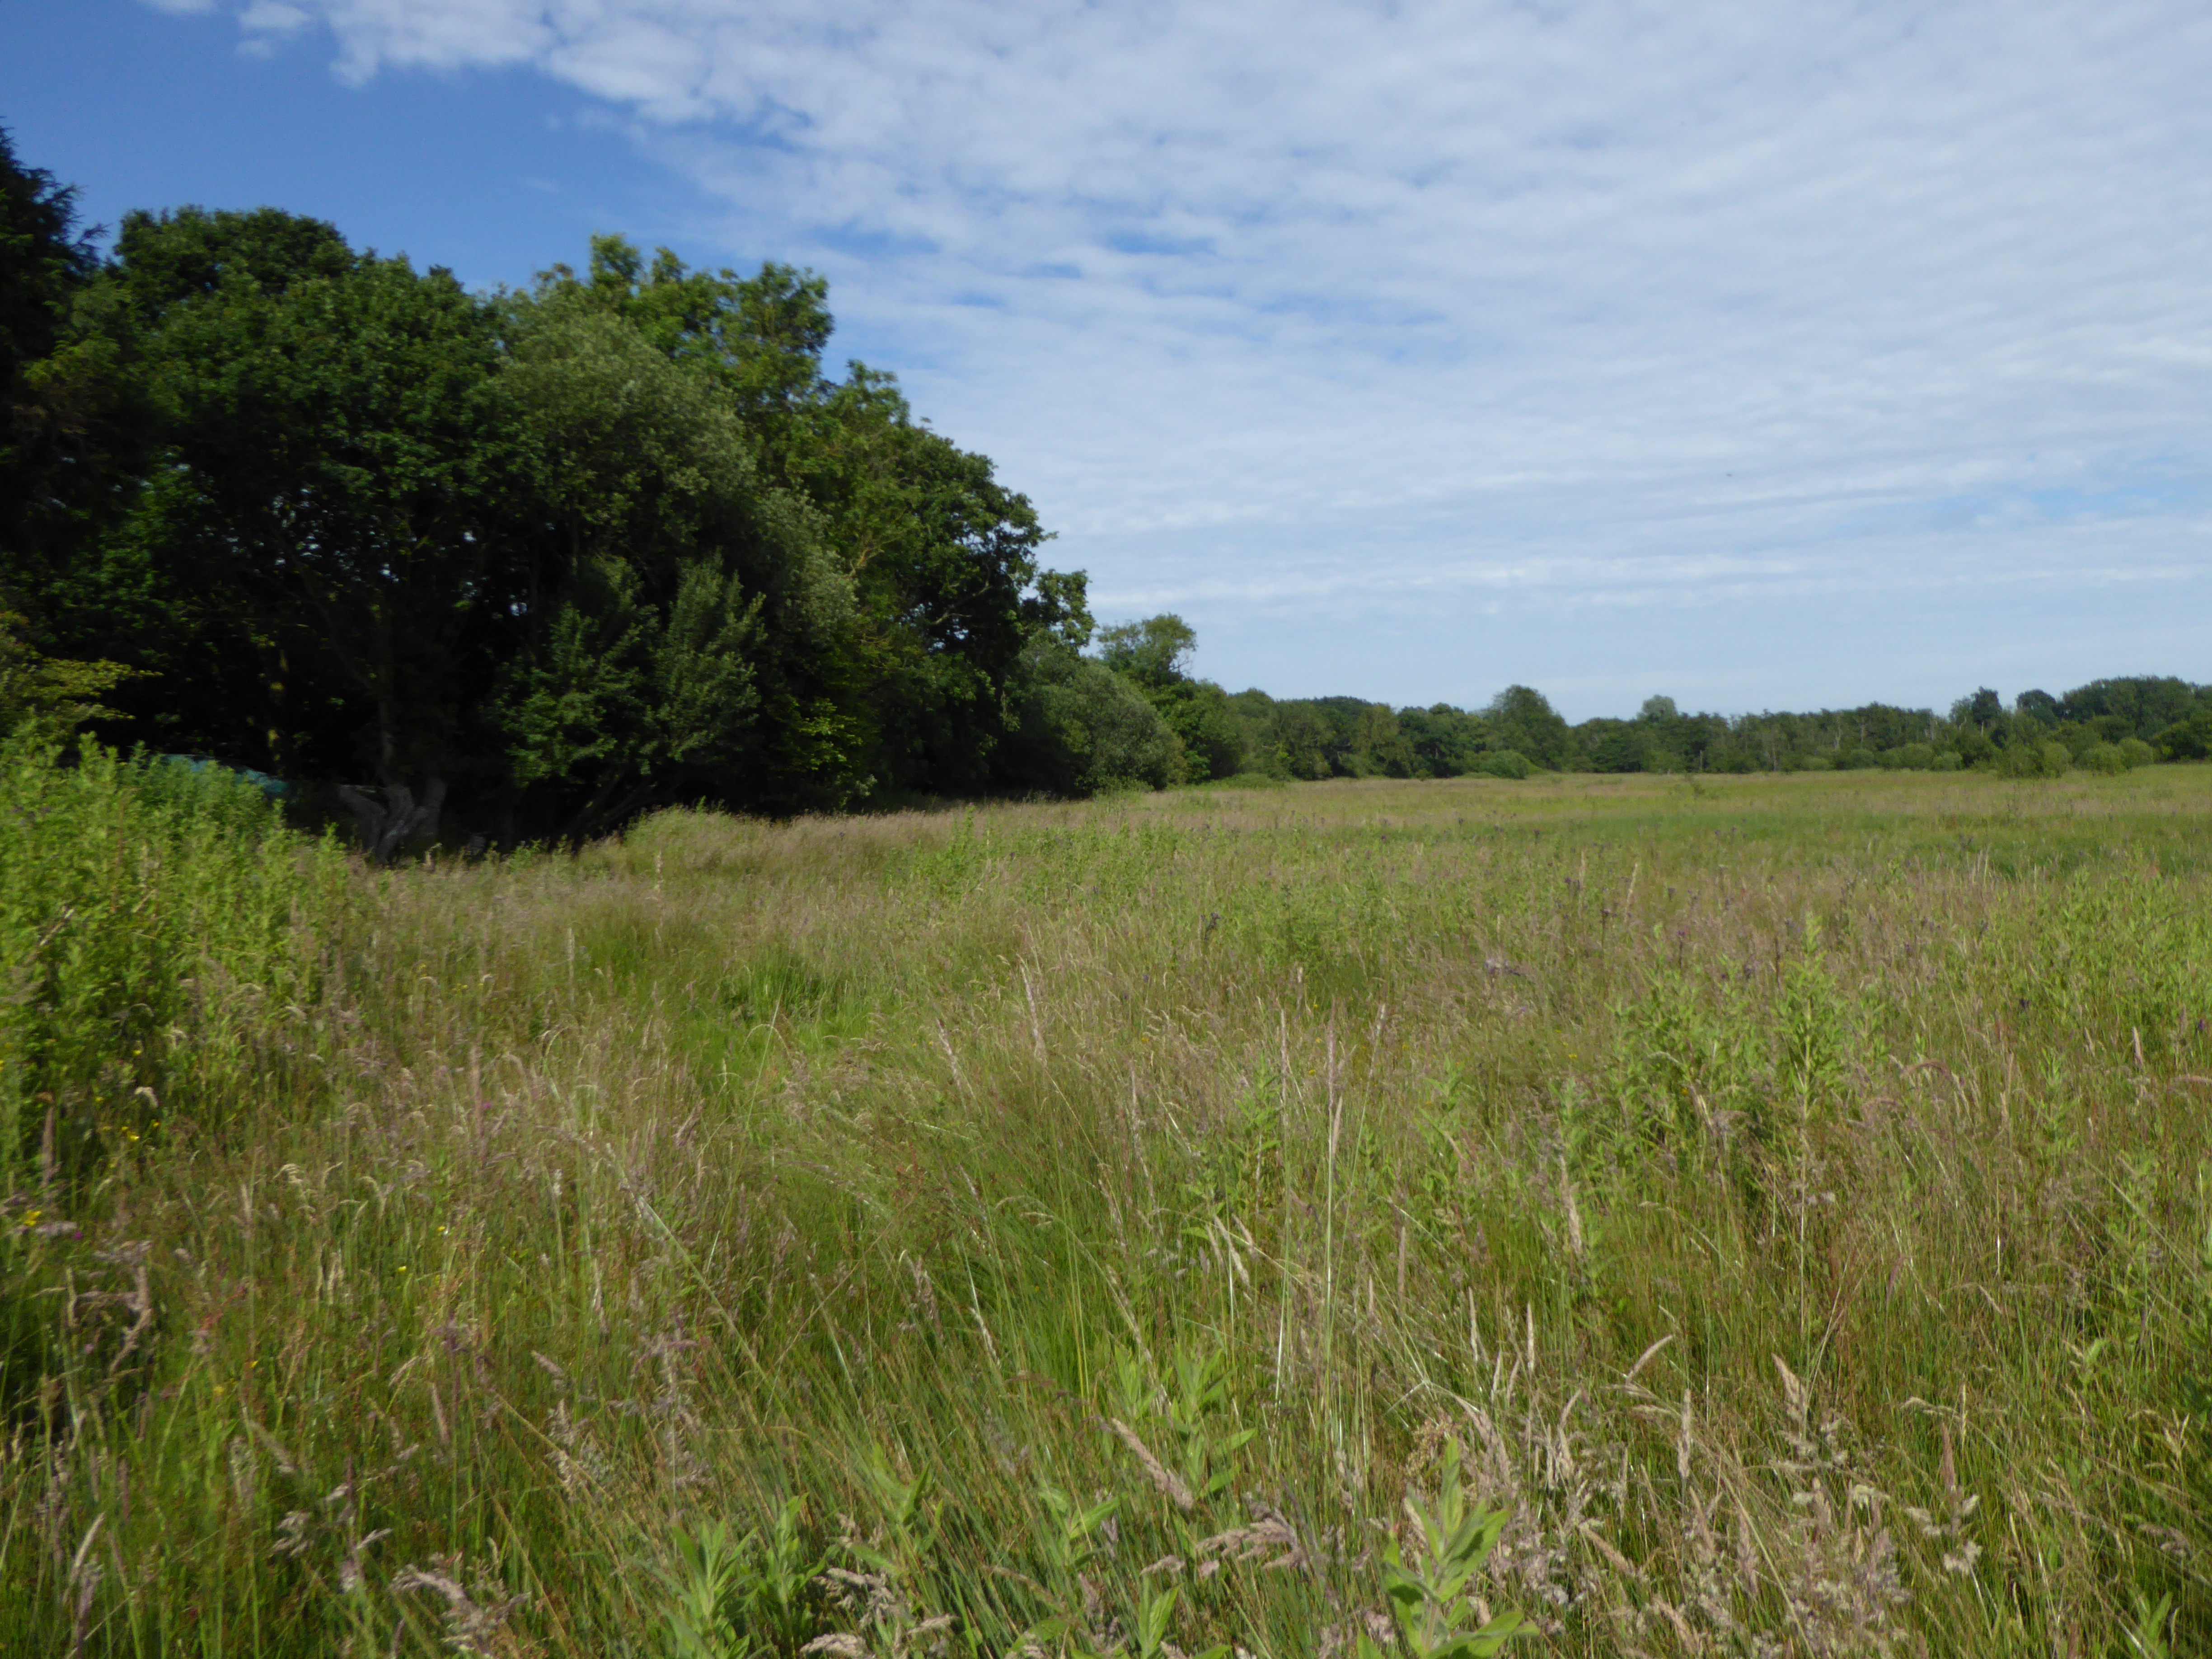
[1109,1343,1256,1509]
[1399,705,1491,778]
[92,211,534,807]
[2157,711,2212,761]
[530,239,1086,801]
[2079,741,2128,775]
[1999,739,2072,779]
[0,609,133,735]
[1775,942,1851,1114]
[1474,749,1532,779]
[0,733,345,1425]
[0,126,140,615]
[0,125,95,387]
[1003,637,1181,793]
[660,1501,828,1659]
[1364,1442,1528,1659]
[4,159,1092,841]
[1157,680,1250,782]
[493,294,862,826]
[1092,616,1249,782]
[0,731,343,1196]
[1584,721,1651,774]
[1097,614,1198,690]
[1485,685,1574,770]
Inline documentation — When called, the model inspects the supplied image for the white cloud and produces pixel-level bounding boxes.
[167,0,2212,712]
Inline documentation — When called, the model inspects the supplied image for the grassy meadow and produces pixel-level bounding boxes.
[6,753,2212,1656]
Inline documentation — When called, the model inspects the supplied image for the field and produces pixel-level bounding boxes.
[7,759,2212,1656]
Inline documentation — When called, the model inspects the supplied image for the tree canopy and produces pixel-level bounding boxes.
[0,169,1101,845]
[2,131,2204,849]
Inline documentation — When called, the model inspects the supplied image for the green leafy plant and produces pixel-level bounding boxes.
[2121,1590,2174,1659]
[1109,1345,1255,1514]
[1362,1441,1527,1659]
[1133,1579,1226,1659]
[661,1500,829,1659]
[1008,1484,1121,1654]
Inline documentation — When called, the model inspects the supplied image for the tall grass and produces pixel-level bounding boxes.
[4,760,2209,1656]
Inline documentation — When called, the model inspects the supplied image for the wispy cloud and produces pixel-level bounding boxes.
[163,0,2212,711]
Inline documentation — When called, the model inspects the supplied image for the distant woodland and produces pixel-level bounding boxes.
[4,129,2207,851]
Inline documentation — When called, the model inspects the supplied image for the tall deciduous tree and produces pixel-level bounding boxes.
[522,239,1087,797]
[1486,685,1573,770]
[492,297,864,831]
[109,210,533,853]
[0,127,141,633]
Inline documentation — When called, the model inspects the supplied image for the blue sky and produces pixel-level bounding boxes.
[4,0,2207,719]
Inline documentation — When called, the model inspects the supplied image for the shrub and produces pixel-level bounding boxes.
[1930,750,1963,771]
[0,736,346,1194]
[2079,742,2128,775]
[2155,713,2212,760]
[2118,736,2156,769]
[1474,749,1532,779]
[1001,641,1180,794]
[1,734,347,1419]
[1999,739,2072,778]
[1837,748,1882,771]
[1884,743,1936,771]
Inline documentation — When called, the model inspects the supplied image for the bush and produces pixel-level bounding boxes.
[2079,742,2128,775]
[0,739,349,1189]
[1931,750,1963,772]
[2155,714,2211,761]
[1884,744,1936,771]
[1999,739,2072,779]
[2118,736,2156,769]
[1837,748,1882,771]
[2,734,348,1415]
[1001,641,1180,794]
[1474,749,1533,779]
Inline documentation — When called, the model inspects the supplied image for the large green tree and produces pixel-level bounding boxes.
[0,127,143,633]
[491,296,865,832]
[1096,613,1247,780]
[521,239,1088,798]
[106,211,536,853]
[1486,685,1573,770]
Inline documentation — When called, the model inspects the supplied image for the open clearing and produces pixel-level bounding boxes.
[10,767,2212,1655]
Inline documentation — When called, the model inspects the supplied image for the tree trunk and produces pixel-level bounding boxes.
[337,774,447,863]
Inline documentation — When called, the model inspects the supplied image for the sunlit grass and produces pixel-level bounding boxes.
[5,762,2210,1655]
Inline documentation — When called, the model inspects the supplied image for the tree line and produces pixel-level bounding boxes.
[4,127,2205,850]
[1050,612,2210,786]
